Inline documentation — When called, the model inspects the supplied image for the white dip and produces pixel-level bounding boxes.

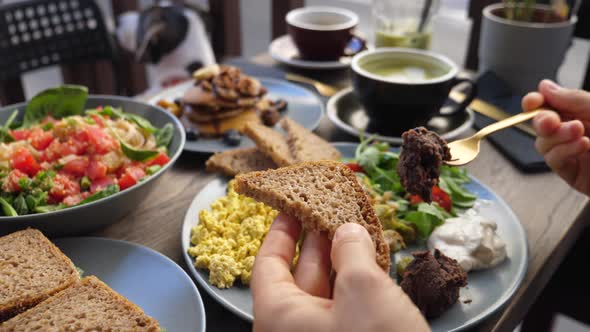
[427,209,507,272]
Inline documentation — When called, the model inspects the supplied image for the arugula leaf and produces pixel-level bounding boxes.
[146,165,162,175]
[25,192,48,211]
[155,123,174,148]
[23,85,88,127]
[0,110,19,143]
[120,141,159,161]
[0,197,18,216]
[79,184,119,204]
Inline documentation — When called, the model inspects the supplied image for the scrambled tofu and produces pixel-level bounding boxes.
[188,181,278,288]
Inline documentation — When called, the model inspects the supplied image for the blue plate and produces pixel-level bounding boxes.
[55,237,206,332]
[181,143,528,331]
[149,77,324,153]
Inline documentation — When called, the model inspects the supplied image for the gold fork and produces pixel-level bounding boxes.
[285,73,339,97]
[446,109,542,166]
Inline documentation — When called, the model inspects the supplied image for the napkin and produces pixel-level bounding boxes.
[472,71,549,172]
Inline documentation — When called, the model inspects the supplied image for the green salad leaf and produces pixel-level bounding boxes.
[120,141,159,162]
[155,123,174,148]
[35,204,66,213]
[0,197,18,216]
[23,85,88,127]
[125,113,157,134]
[79,184,120,204]
[0,110,19,143]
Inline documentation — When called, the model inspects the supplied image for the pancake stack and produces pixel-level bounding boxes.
[182,65,283,137]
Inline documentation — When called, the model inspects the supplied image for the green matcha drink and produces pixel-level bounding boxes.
[374,30,432,49]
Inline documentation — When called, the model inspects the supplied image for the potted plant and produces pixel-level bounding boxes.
[479,0,578,94]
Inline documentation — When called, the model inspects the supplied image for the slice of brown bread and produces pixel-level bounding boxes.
[242,122,295,166]
[234,161,390,271]
[281,118,341,162]
[0,229,79,322]
[206,147,277,176]
[0,276,160,331]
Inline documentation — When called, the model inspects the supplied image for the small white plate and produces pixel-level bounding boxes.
[269,35,353,70]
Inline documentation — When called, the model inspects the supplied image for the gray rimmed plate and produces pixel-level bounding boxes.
[0,96,185,237]
[55,237,205,332]
[148,77,324,153]
[327,88,475,145]
[181,143,528,331]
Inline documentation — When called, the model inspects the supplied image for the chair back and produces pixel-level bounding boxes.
[0,0,118,81]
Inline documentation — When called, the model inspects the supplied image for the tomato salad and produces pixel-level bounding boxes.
[0,86,174,216]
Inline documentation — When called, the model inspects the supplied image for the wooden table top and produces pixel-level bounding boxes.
[95,55,590,332]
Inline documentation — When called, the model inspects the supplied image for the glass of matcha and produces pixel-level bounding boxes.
[372,0,439,49]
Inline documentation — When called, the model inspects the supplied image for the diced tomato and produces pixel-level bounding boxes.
[118,166,146,191]
[86,158,107,180]
[432,186,452,212]
[408,186,452,213]
[90,176,115,193]
[29,128,54,151]
[344,162,364,173]
[50,174,81,201]
[409,194,423,205]
[86,127,117,154]
[11,147,41,177]
[147,152,170,167]
[1,169,29,192]
[43,139,87,161]
[10,129,31,141]
[62,157,89,177]
[90,115,105,127]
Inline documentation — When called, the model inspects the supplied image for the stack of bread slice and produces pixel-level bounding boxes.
[206,117,341,176]
[0,229,159,331]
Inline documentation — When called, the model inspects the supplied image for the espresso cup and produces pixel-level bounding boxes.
[286,6,365,61]
[351,48,477,134]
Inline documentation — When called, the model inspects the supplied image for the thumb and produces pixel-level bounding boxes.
[540,80,590,117]
[331,223,379,274]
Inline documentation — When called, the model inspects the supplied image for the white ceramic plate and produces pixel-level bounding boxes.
[181,143,528,331]
[55,237,206,332]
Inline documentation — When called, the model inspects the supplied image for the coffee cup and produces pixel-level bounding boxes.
[351,48,477,134]
[286,6,365,61]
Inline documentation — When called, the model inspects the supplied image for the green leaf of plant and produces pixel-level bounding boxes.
[35,204,66,213]
[125,113,157,134]
[13,194,28,215]
[79,184,120,204]
[120,141,159,161]
[23,85,88,127]
[155,123,174,148]
[403,211,444,239]
[0,197,18,216]
[0,110,19,143]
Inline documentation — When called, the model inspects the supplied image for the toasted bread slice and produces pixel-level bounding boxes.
[206,147,277,176]
[242,122,294,166]
[281,118,341,162]
[0,229,79,322]
[0,276,160,331]
[235,161,390,271]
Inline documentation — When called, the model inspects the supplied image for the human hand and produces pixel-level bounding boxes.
[251,213,429,332]
[523,80,590,196]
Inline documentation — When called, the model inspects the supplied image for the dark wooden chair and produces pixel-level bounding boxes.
[0,0,125,106]
[465,0,590,91]
[0,0,303,106]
